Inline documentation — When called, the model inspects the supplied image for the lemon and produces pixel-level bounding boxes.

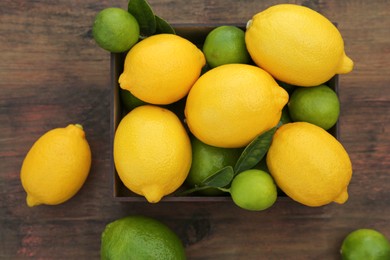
[245,4,354,86]
[186,136,242,195]
[92,7,140,53]
[119,34,206,105]
[20,124,91,207]
[341,228,390,260]
[230,169,277,211]
[113,105,192,203]
[202,25,251,68]
[288,84,340,130]
[185,63,289,148]
[266,122,352,207]
[101,215,186,260]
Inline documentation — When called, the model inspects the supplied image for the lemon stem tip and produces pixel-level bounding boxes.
[26,195,41,207]
[246,19,253,30]
[74,124,83,130]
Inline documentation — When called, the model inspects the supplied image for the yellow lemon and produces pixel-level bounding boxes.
[185,64,289,148]
[20,124,92,207]
[266,122,353,207]
[118,34,206,105]
[245,4,354,86]
[113,105,192,203]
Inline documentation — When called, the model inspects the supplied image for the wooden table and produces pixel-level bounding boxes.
[1,0,389,259]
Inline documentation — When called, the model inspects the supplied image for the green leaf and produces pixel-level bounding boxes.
[201,166,234,188]
[128,0,156,37]
[155,15,176,34]
[179,186,211,196]
[234,127,277,174]
[179,166,234,196]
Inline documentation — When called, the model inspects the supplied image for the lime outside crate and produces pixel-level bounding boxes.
[110,25,339,202]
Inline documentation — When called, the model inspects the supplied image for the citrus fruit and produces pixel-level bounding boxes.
[202,25,251,68]
[266,122,352,207]
[113,105,192,203]
[185,63,289,148]
[101,215,186,260]
[186,137,242,195]
[92,7,140,53]
[120,88,147,111]
[245,4,354,86]
[288,84,340,130]
[341,228,390,260]
[20,124,91,207]
[118,34,206,105]
[230,169,277,211]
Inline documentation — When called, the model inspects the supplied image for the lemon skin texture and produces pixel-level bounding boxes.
[113,105,192,203]
[101,216,186,260]
[245,4,354,86]
[119,34,206,105]
[185,63,289,148]
[20,124,92,207]
[266,122,352,207]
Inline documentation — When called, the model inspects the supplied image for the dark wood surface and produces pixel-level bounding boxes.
[1,0,389,259]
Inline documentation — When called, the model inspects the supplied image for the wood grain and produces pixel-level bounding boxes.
[1,0,389,259]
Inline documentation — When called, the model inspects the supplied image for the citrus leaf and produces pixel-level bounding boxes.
[179,185,211,196]
[128,0,156,37]
[234,127,277,174]
[155,15,176,34]
[201,166,234,188]
[180,166,234,195]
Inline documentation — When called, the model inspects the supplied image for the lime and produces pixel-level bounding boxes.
[101,215,186,260]
[288,84,340,130]
[186,137,241,195]
[92,7,140,53]
[230,169,277,211]
[341,228,390,260]
[120,88,146,111]
[202,26,251,68]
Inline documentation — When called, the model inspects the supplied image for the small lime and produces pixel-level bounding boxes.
[92,7,140,53]
[230,169,277,211]
[341,228,390,260]
[288,84,340,130]
[202,26,251,68]
[186,137,241,195]
[101,215,186,260]
[120,88,146,111]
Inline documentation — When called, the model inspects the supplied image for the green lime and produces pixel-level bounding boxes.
[341,228,390,260]
[230,169,277,211]
[186,137,241,195]
[92,7,140,53]
[101,215,186,260]
[202,26,251,68]
[120,88,146,111]
[288,84,340,130]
